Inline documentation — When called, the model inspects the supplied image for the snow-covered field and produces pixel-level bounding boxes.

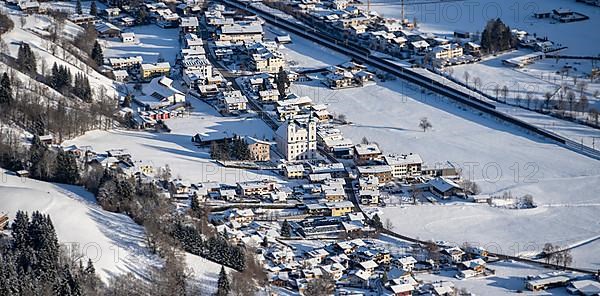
[278,28,600,268]
[448,50,600,108]
[292,76,600,267]
[65,96,282,186]
[445,51,600,149]
[265,25,348,70]
[361,0,600,56]
[102,25,181,65]
[0,169,162,281]
[185,253,233,294]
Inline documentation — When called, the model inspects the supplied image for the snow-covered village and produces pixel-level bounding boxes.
[1,0,600,295]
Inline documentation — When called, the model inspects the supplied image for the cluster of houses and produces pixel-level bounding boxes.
[323,61,375,89]
[204,4,287,74]
[250,236,492,295]
[526,271,600,294]
[274,0,481,67]
[533,8,590,23]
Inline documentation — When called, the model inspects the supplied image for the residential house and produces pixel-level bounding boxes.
[284,164,305,179]
[182,57,212,77]
[384,153,423,179]
[226,209,255,225]
[410,40,430,55]
[353,143,382,164]
[358,188,380,205]
[457,258,486,279]
[464,42,481,56]
[136,76,186,109]
[95,22,121,38]
[184,33,204,50]
[141,62,171,80]
[358,260,378,274]
[104,7,121,19]
[321,183,346,202]
[237,180,277,197]
[169,179,191,199]
[441,246,465,264]
[217,21,263,43]
[393,256,417,272]
[244,136,271,161]
[325,201,353,217]
[258,89,280,102]
[349,269,371,289]
[389,283,415,296]
[428,177,462,199]
[18,1,40,14]
[109,56,143,70]
[430,43,463,63]
[218,90,248,114]
[357,165,393,184]
[68,14,98,26]
[156,8,179,28]
[179,16,199,33]
[121,32,136,43]
[249,48,285,74]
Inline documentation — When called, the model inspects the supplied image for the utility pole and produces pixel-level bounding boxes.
[401,0,405,21]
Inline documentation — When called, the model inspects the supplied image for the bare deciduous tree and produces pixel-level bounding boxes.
[419,117,432,132]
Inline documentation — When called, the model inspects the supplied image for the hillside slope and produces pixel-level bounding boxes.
[0,169,162,282]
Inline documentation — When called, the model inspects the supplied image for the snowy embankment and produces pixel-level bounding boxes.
[0,169,162,282]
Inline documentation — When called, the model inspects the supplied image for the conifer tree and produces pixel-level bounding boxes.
[91,41,103,67]
[216,266,230,296]
[54,150,80,184]
[76,0,83,15]
[11,210,30,250]
[276,66,289,99]
[84,259,95,274]
[89,1,97,16]
[0,72,12,107]
[17,43,36,75]
[281,219,292,237]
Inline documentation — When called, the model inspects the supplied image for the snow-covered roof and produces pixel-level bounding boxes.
[384,153,422,166]
[390,284,414,293]
[180,16,199,27]
[357,165,392,174]
[221,22,263,34]
[220,90,248,105]
[141,76,183,101]
[354,143,381,156]
[428,177,461,193]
